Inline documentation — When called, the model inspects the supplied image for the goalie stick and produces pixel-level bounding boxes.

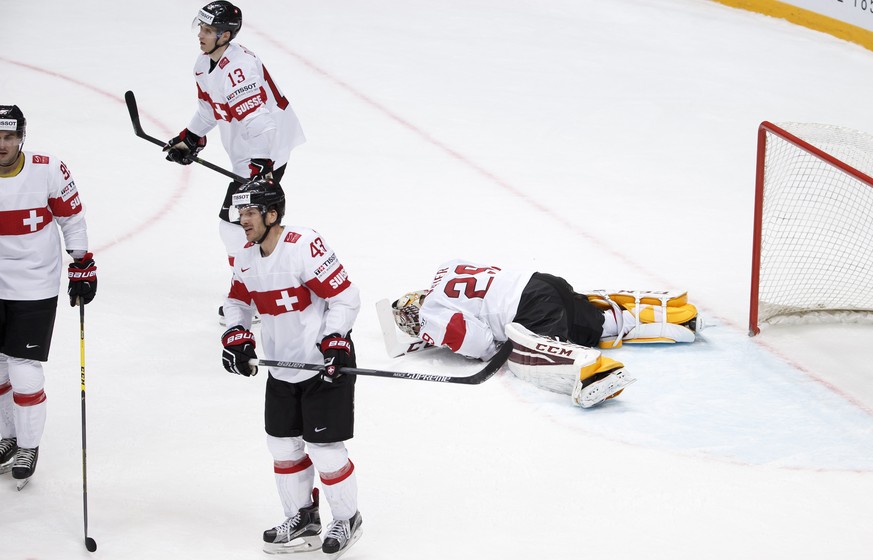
[124,90,246,183]
[252,342,511,385]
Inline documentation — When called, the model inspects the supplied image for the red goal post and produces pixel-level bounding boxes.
[749,121,873,336]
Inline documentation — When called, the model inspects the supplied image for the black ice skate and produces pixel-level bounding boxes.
[322,511,363,559]
[0,437,17,474]
[12,446,38,490]
[263,489,322,555]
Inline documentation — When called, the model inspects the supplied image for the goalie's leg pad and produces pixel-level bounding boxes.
[505,323,634,407]
[588,290,698,347]
[506,322,602,396]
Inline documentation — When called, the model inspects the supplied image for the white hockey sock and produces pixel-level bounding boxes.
[0,355,13,437]
[274,457,316,517]
[8,358,46,448]
[320,461,359,521]
[0,382,13,438]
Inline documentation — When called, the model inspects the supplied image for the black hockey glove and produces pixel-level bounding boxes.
[163,129,206,165]
[248,158,274,179]
[67,252,97,307]
[221,326,258,377]
[319,333,354,383]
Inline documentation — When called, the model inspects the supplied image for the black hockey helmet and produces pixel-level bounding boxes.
[0,105,26,143]
[194,1,243,39]
[232,178,285,223]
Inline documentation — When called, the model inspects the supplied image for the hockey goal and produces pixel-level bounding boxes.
[749,121,873,335]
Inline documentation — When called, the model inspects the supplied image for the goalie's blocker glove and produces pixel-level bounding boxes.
[319,333,354,383]
[67,252,97,307]
[222,325,258,377]
[163,129,206,165]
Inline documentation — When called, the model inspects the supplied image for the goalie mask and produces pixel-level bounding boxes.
[391,290,428,337]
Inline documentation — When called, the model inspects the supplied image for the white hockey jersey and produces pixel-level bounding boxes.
[223,227,360,383]
[418,260,533,360]
[187,43,305,176]
[0,152,88,300]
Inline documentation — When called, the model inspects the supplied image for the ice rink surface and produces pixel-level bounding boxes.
[3,1,873,558]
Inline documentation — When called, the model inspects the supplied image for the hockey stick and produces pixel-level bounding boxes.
[123,90,246,183]
[253,341,511,385]
[79,301,97,552]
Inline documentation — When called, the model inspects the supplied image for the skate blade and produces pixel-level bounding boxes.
[574,374,636,408]
[0,462,12,475]
[263,535,322,555]
[324,526,363,560]
[16,477,30,491]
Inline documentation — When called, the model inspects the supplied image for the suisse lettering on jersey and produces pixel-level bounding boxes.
[232,92,266,119]
[32,155,50,164]
[328,268,349,290]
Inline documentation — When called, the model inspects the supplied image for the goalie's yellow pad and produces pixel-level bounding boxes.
[587,290,698,348]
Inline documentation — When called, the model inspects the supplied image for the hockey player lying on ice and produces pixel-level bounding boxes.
[391,260,699,408]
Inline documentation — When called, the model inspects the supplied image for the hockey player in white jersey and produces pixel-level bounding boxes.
[164,2,306,291]
[0,105,97,484]
[391,260,698,408]
[219,178,362,557]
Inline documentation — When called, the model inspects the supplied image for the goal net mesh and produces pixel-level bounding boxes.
[755,122,873,327]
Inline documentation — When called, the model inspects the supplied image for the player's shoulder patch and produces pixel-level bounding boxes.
[32,155,50,165]
[218,56,230,69]
[284,231,302,244]
[244,241,255,248]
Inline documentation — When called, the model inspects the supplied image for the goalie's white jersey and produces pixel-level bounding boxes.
[419,260,533,360]
[187,43,305,176]
[0,152,88,300]
[223,226,360,383]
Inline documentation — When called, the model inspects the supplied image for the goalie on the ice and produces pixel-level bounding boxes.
[391,260,699,408]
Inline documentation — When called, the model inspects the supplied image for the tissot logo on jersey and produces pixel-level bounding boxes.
[313,254,338,279]
[59,182,78,202]
[226,82,258,103]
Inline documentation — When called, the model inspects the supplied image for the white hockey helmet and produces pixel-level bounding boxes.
[391,290,428,337]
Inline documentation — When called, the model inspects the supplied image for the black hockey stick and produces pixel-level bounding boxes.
[254,342,511,385]
[123,90,246,183]
[79,301,97,553]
